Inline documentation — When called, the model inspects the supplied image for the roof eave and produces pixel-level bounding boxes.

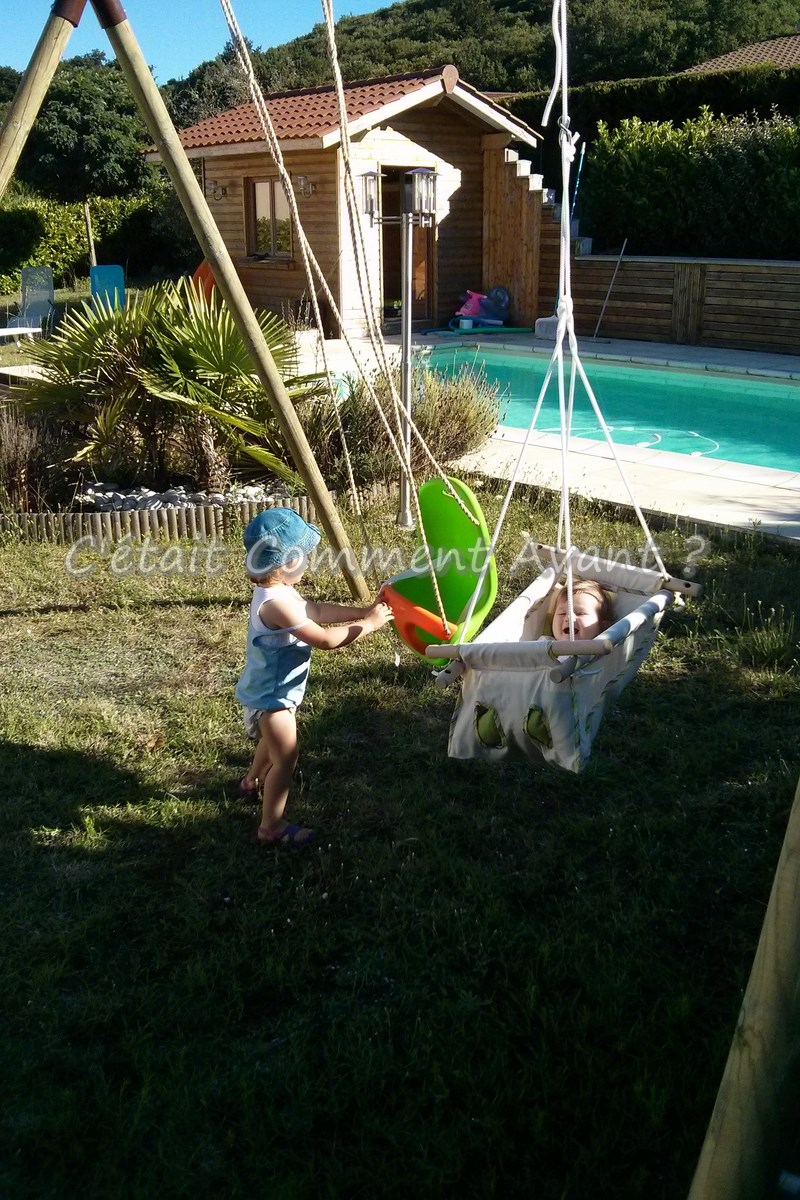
[446,88,541,147]
[146,137,326,162]
[320,79,445,148]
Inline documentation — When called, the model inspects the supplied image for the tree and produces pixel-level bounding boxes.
[0,65,21,105]
[163,39,260,129]
[250,0,800,92]
[16,53,152,200]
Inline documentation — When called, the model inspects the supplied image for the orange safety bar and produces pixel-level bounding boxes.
[381,584,455,657]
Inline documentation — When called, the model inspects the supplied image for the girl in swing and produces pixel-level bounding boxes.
[236,509,393,847]
[549,578,614,641]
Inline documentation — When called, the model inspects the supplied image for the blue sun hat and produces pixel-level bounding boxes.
[243,507,321,574]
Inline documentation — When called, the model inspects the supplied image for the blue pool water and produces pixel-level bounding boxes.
[426,347,800,472]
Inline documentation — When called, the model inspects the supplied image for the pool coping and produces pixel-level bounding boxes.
[418,332,800,381]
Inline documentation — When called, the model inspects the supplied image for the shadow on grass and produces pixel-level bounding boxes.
[2,649,797,1199]
[0,594,242,619]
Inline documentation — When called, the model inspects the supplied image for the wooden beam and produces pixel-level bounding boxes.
[688,772,800,1200]
[481,132,512,149]
[0,1,88,200]
[91,0,369,602]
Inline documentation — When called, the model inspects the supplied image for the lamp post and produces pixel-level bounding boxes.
[363,167,437,528]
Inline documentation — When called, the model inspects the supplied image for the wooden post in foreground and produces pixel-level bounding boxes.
[0,1,88,201]
[89,0,369,602]
[688,772,800,1199]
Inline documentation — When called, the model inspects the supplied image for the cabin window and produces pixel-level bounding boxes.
[248,177,292,259]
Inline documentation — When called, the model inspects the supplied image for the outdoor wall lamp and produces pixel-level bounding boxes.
[293,174,316,198]
[206,179,228,201]
[362,171,381,224]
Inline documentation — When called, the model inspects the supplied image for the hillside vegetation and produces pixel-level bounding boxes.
[162,0,799,123]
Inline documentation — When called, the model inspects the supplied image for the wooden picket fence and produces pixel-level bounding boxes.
[0,483,395,546]
[0,496,318,546]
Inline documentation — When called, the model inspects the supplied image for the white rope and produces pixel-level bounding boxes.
[457,0,668,642]
[217,0,362,511]
[318,0,467,630]
[218,0,415,589]
[218,0,462,629]
[319,0,481,526]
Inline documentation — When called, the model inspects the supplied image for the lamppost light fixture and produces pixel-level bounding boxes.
[406,167,436,223]
[361,168,436,225]
[358,165,437,527]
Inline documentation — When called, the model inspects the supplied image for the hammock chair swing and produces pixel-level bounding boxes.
[220,0,700,773]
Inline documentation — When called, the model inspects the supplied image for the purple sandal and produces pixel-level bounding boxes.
[257,822,315,848]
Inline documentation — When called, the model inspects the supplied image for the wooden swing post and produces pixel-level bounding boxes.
[88,0,370,603]
[688,772,800,1199]
[0,0,89,201]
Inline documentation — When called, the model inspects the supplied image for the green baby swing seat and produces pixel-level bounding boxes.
[382,477,498,665]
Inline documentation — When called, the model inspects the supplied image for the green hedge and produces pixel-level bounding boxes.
[510,63,800,193]
[0,185,197,296]
[580,107,800,258]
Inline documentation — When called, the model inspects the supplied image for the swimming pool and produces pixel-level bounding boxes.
[425,346,800,472]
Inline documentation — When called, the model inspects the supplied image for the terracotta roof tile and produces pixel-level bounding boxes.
[683,32,800,74]
[178,67,451,149]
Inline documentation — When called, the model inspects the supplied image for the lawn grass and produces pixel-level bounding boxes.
[2,487,799,1199]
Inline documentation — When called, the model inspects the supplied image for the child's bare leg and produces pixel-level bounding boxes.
[244,733,272,791]
[257,709,312,843]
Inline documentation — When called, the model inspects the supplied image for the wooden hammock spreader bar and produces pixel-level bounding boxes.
[533,543,703,599]
[426,589,674,666]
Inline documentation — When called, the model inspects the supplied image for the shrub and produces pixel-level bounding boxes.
[580,107,800,257]
[0,184,197,296]
[13,279,311,498]
[0,410,76,512]
[305,363,500,492]
[509,63,800,194]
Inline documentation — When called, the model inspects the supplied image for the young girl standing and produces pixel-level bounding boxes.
[236,508,393,847]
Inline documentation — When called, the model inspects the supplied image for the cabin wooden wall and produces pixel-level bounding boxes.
[343,104,488,332]
[482,145,542,325]
[195,149,341,334]
[537,203,562,319]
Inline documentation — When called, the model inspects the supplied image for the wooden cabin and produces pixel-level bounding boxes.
[151,66,543,337]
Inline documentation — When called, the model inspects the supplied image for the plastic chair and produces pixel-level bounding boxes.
[7,266,55,334]
[382,477,498,664]
[191,259,216,299]
[90,264,125,309]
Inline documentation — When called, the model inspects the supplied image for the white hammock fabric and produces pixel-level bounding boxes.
[443,554,683,772]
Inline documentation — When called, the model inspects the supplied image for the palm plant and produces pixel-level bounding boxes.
[12,278,321,490]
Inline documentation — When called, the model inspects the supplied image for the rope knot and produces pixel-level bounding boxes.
[558,121,581,164]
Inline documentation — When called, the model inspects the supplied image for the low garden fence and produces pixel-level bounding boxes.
[0,496,316,546]
[0,484,396,546]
